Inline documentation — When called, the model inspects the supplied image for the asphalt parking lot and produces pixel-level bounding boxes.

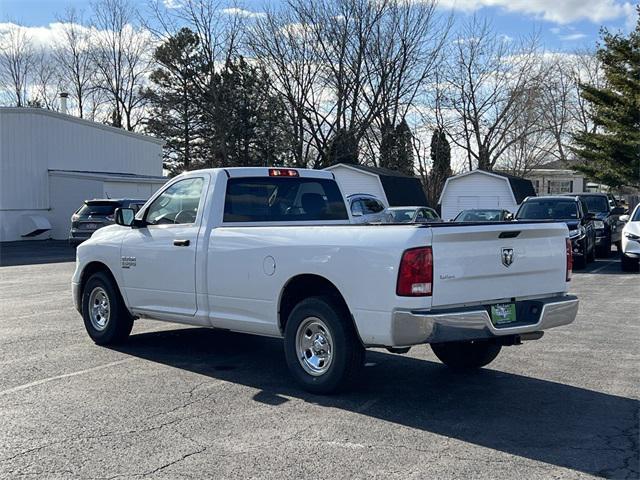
[0,242,638,479]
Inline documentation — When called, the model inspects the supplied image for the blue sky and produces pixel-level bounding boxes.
[0,0,636,52]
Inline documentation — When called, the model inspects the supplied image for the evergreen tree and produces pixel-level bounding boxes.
[326,128,359,166]
[428,128,451,206]
[203,57,292,168]
[379,119,414,175]
[144,28,207,175]
[572,11,640,188]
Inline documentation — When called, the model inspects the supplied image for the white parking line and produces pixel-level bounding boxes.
[0,358,135,396]
[589,260,618,274]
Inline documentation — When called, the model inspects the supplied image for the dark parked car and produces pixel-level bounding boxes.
[515,196,596,269]
[69,199,146,246]
[453,209,513,222]
[387,206,441,223]
[563,193,626,257]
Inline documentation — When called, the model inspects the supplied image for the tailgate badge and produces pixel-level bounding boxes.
[501,248,514,267]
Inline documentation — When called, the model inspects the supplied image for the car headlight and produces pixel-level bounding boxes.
[569,226,585,239]
[593,220,605,229]
[625,231,640,240]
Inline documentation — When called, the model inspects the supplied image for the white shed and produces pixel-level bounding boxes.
[439,170,536,221]
[0,107,166,242]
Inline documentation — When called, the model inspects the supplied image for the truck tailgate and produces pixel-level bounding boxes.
[430,222,568,307]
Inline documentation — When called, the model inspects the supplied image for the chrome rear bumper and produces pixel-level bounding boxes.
[391,295,578,346]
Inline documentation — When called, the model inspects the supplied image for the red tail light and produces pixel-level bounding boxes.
[566,238,573,281]
[269,168,299,177]
[397,247,433,296]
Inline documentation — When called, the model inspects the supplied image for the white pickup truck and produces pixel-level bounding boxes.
[73,167,578,393]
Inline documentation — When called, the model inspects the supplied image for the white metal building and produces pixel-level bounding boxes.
[0,107,166,242]
[439,170,536,221]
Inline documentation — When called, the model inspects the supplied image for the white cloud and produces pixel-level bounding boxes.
[437,0,636,25]
[220,8,266,19]
[163,0,183,9]
[559,32,588,41]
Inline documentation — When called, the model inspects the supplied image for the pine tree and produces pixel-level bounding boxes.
[379,119,414,175]
[326,128,359,167]
[202,57,292,168]
[144,28,207,175]
[572,11,640,188]
[428,128,451,206]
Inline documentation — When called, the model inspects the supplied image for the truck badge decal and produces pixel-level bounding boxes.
[501,248,514,267]
[121,256,136,269]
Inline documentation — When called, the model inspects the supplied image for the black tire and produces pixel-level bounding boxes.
[284,295,365,394]
[615,240,623,252]
[596,239,611,258]
[431,340,501,371]
[587,243,595,262]
[621,254,639,272]
[82,271,133,345]
[574,252,587,270]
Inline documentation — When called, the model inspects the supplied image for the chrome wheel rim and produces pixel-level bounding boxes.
[89,287,110,331]
[296,317,334,376]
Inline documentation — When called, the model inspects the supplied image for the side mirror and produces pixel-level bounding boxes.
[619,214,629,223]
[504,213,514,221]
[115,208,135,227]
[586,212,596,220]
[611,206,626,215]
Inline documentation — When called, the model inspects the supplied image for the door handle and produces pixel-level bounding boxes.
[173,239,190,247]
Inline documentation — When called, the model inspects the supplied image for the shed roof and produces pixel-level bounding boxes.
[490,171,537,203]
[326,163,429,207]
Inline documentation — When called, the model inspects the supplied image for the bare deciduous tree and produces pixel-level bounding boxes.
[0,25,35,107]
[91,0,152,130]
[53,8,97,118]
[444,17,543,171]
[31,49,62,109]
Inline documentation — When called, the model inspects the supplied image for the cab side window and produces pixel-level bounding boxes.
[145,178,204,225]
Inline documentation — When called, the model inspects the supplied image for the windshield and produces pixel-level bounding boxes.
[633,206,640,222]
[456,210,503,222]
[517,200,578,220]
[77,202,119,216]
[581,195,609,213]
[389,209,417,222]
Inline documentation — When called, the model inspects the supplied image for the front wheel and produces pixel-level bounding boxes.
[82,272,133,345]
[431,340,501,371]
[621,254,639,272]
[284,296,364,394]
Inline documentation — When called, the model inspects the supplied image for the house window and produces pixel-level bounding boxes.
[547,180,573,194]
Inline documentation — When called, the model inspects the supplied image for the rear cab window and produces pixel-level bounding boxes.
[223,177,348,222]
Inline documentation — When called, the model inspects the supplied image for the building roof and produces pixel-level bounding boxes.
[326,163,429,207]
[489,171,537,203]
[0,107,164,145]
[49,169,166,183]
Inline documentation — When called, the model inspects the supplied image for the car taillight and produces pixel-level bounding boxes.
[397,247,433,296]
[566,238,573,282]
[269,168,299,177]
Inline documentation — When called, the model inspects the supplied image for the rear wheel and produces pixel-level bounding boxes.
[82,272,133,345]
[431,340,501,371]
[284,296,364,394]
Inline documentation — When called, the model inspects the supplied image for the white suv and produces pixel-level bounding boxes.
[620,204,640,272]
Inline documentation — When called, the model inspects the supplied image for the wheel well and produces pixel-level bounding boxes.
[278,274,354,334]
[79,262,118,297]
